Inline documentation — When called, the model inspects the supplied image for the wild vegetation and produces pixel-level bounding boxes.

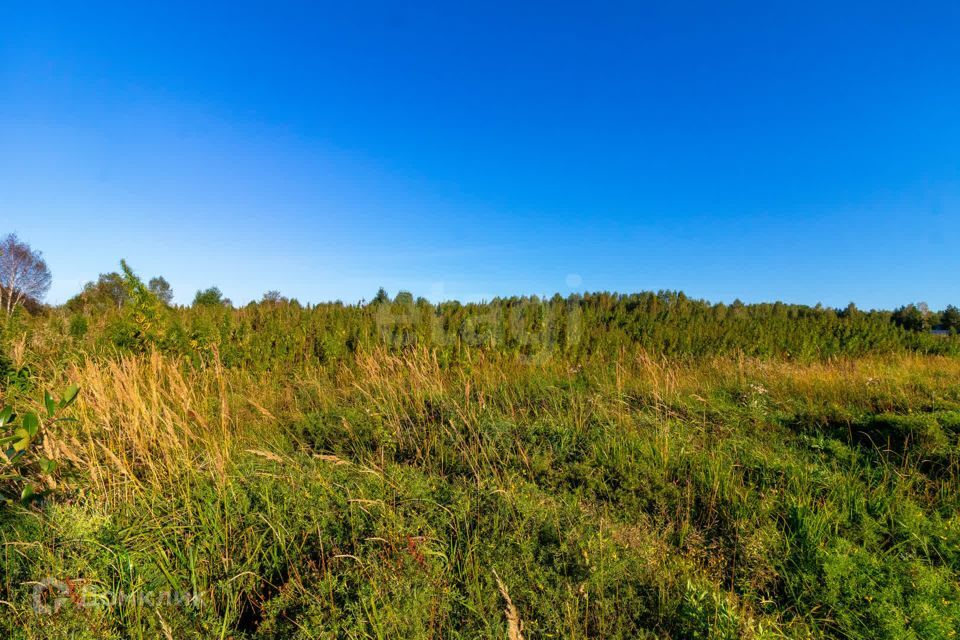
[1,252,960,638]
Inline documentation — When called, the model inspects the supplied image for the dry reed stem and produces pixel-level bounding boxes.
[493,570,525,640]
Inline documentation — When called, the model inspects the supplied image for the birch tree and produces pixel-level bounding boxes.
[0,234,52,314]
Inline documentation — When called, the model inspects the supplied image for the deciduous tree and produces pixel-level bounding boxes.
[193,286,229,307]
[0,233,52,314]
[148,276,174,305]
[262,290,284,304]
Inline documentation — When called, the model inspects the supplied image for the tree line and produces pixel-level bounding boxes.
[2,233,959,366]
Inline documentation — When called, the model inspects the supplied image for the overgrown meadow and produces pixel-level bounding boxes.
[2,269,960,638]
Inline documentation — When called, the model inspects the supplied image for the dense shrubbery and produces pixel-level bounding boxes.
[33,271,960,372]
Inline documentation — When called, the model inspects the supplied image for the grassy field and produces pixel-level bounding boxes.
[2,295,960,638]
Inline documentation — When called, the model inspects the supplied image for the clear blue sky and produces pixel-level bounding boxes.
[2,1,958,308]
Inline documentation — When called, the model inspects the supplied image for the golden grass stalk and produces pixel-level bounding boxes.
[48,350,283,502]
[493,570,525,640]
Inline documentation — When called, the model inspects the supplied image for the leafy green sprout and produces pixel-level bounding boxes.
[0,384,79,504]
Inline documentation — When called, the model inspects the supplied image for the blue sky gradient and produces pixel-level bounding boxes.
[2,1,958,307]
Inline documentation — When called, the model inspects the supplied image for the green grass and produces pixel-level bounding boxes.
[2,314,960,637]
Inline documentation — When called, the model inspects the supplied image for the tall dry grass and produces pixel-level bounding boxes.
[37,346,960,505]
[45,351,292,503]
